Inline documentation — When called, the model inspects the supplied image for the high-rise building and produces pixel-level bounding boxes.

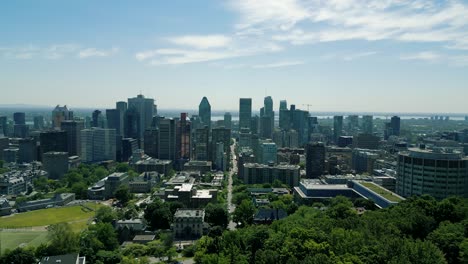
[124,107,140,142]
[33,116,45,130]
[239,98,252,130]
[290,106,309,146]
[0,137,9,161]
[13,112,25,125]
[362,115,373,134]
[106,109,121,135]
[306,142,325,178]
[144,128,159,158]
[260,116,273,139]
[195,126,210,161]
[396,147,468,200]
[121,138,138,162]
[39,131,67,160]
[384,116,401,140]
[0,116,7,137]
[61,120,84,156]
[224,112,232,129]
[52,105,73,129]
[43,152,69,179]
[198,97,211,130]
[18,138,37,163]
[259,142,277,164]
[81,128,116,162]
[264,96,274,134]
[239,128,252,149]
[92,110,103,128]
[212,127,231,162]
[128,94,156,142]
[176,113,191,166]
[158,118,176,162]
[279,100,289,130]
[347,115,359,132]
[13,112,29,138]
[116,101,127,136]
[333,116,343,143]
[251,115,259,135]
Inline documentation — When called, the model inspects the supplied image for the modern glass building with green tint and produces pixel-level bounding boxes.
[396,147,468,200]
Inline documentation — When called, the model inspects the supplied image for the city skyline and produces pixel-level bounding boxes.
[1,1,468,112]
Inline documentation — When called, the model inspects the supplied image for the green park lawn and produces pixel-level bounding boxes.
[0,202,103,229]
[0,230,48,253]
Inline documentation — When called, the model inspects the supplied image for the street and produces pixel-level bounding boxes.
[227,140,237,230]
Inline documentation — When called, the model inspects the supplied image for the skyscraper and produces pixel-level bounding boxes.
[195,126,210,161]
[81,128,116,162]
[384,116,401,140]
[198,97,211,130]
[13,112,29,138]
[333,116,343,143]
[239,98,252,130]
[116,101,127,136]
[128,94,156,142]
[158,118,176,162]
[92,110,104,128]
[362,115,373,134]
[212,127,231,161]
[224,112,232,129]
[279,100,289,130]
[52,105,73,129]
[124,107,140,141]
[61,120,85,156]
[177,113,191,167]
[0,116,7,137]
[144,128,159,158]
[261,96,274,139]
[106,109,121,136]
[33,116,45,130]
[306,142,325,178]
[39,130,67,160]
[347,115,359,132]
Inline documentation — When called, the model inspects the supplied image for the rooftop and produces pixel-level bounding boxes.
[357,181,404,202]
[174,209,205,218]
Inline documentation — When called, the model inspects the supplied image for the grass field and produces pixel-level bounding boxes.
[0,230,48,253]
[0,202,103,229]
[360,182,403,202]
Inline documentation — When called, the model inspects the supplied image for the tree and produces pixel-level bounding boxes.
[46,222,79,255]
[71,182,88,199]
[427,221,465,264]
[205,203,229,228]
[233,199,255,227]
[95,206,117,224]
[0,247,37,264]
[144,198,173,230]
[115,185,133,206]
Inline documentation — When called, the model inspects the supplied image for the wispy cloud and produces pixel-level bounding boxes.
[168,35,232,49]
[0,44,118,60]
[343,51,377,61]
[137,36,282,65]
[252,60,305,68]
[400,51,441,62]
[78,47,119,58]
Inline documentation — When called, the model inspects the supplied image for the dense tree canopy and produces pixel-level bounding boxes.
[194,195,468,264]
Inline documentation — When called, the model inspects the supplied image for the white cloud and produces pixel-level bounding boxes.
[168,35,232,49]
[78,47,119,58]
[343,51,377,61]
[231,0,468,50]
[400,51,441,61]
[44,44,80,59]
[252,60,305,68]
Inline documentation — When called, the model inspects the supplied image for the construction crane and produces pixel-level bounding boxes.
[302,104,313,112]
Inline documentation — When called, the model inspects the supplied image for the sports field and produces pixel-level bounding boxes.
[0,202,102,229]
[0,230,48,253]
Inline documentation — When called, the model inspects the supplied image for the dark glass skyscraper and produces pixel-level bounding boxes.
[61,120,84,156]
[306,142,325,178]
[239,98,252,131]
[198,97,211,130]
[333,116,343,143]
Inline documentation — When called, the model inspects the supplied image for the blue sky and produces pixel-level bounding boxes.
[1,0,468,113]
